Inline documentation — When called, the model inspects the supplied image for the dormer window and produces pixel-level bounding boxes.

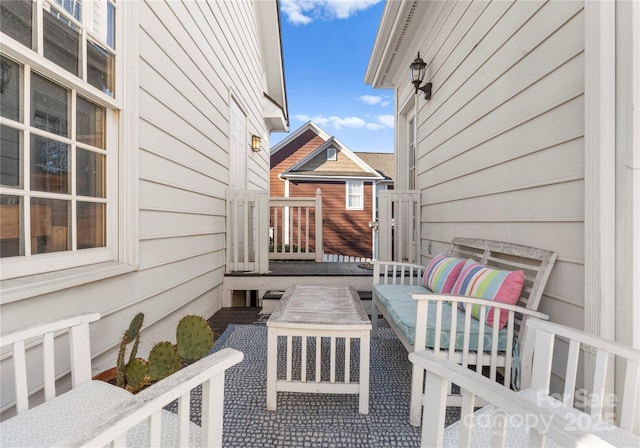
[327,147,337,161]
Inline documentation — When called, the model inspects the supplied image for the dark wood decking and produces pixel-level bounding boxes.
[226,261,373,277]
[207,307,264,339]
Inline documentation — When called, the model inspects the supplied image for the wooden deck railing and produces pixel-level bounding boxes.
[269,189,323,262]
[226,189,323,273]
[378,190,420,263]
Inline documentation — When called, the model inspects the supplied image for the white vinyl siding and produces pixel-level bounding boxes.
[1,0,277,413]
[410,1,585,328]
[346,181,364,210]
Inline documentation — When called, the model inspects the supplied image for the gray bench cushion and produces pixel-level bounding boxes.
[373,284,510,350]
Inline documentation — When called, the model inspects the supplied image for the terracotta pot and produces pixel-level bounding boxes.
[93,366,117,383]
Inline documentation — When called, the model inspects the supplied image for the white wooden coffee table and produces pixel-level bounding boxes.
[266,284,371,414]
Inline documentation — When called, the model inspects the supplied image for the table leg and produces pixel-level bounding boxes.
[266,327,278,410]
[359,332,370,414]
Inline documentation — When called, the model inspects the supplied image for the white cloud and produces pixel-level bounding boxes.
[366,123,385,130]
[377,114,394,128]
[281,0,382,25]
[294,113,394,131]
[359,95,392,107]
[359,95,382,105]
[330,115,366,129]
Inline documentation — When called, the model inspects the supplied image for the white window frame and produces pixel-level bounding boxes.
[346,181,364,210]
[0,0,126,281]
[327,147,337,161]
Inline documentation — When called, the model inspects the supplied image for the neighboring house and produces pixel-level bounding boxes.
[0,0,287,410]
[366,0,639,410]
[270,121,393,260]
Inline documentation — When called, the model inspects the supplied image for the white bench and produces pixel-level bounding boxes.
[410,318,640,447]
[0,313,243,447]
[372,238,556,425]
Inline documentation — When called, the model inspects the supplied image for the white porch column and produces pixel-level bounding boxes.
[584,0,616,405]
[584,0,616,341]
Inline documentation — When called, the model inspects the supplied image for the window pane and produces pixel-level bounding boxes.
[0,0,33,48]
[77,149,105,197]
[1,125,21,187]
[31,73,69,137]
[43,5,79,75]
[77,202,105,249]
[30,135,69,193]
[31,197,70,254]
[0,195,23,257]
[77,96,105,148]
[1,56,21,121]
[52,0,81,21]
[87,40,114,96]
[107,1,115,49]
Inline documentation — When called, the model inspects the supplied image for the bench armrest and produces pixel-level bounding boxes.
[373,260,426,285]
[1,313,101,414]
[64,348,244,448]
[411,293,548,354]
[409,350,610,447]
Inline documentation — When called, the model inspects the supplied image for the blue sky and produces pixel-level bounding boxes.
[271,0,394,153]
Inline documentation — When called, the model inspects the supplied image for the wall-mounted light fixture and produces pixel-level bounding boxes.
[410,52,431,100]
[251,135,261,152]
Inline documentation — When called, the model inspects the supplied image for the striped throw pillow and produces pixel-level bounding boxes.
[422,254,466,293]
[452,259,525,329]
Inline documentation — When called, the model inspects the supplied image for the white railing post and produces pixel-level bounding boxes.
[378,192,391,261]
[314,188,323,262]
[256,191,269,273]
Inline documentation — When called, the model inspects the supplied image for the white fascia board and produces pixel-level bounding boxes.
[281,174,382,182]
[365,0,403,87]
[282,137,382,179]
[255,0,288,126]
[263,95,288,132]
[282,137,338,173]
[270,121,331,155]
[365,1,428,89]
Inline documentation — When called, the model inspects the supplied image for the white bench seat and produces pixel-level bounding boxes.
[0,313,243,447]
[373,284,511,351]
[0,380,203,448]
[443,388,640,447]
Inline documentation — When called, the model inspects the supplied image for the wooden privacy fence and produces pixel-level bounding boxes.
[226,189,324,273]
[378,190,420,263]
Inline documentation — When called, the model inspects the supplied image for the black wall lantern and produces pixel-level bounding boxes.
[410,52,432,100]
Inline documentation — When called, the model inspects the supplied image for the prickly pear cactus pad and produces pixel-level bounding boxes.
[176,315,214,361]
[148,342,181,381]
[126,312,144,341]
[125,358,149,392]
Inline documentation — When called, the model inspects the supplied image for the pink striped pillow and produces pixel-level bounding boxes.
[422,255,466,293]
[452,260,525,329]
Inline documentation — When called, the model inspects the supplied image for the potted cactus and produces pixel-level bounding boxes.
[95,313,215,393]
